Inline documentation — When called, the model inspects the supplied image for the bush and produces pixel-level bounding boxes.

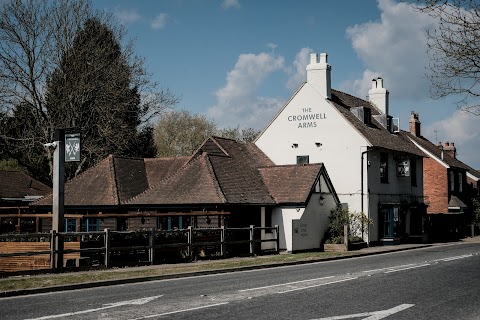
[322,207,373,244]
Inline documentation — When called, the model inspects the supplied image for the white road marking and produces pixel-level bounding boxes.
[277,277,358,294]
[383,263,430,273]
[128,302,229,319]
[238,276,335,292]
[311,303,414,320]
[362,264,416,273]
[431,254,473,262]
[24,295,163,320]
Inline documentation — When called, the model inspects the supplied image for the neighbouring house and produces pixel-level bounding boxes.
[0,171,51,233]
[255,52,427,245]
[404,112,480,240]
[30,137,340,252]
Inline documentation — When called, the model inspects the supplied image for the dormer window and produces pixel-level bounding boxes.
[364,108,371,126]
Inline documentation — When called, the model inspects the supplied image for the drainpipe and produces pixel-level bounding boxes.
[361,147,374,244]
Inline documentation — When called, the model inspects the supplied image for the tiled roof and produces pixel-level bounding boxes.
[128,152,226,205]
[35,155,150,207]
[259,164,322,204]
[144,157,189,186]
[403,131,471,171]
[449,195,467,208]
[130,137,276,205]
[207,137,275,204]
[0,171,51,199]
[330,90,425,157]
[34,137,330,208]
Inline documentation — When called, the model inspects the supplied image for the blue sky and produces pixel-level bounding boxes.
[94,0,480,168]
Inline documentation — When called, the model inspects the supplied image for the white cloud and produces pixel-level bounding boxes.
[113,8,141,25]
[286,47,312,91]
[222,0,241,10]
[343,0,437,100]
[207,52,284,129]
[424,111,480,168]
[151,13,168,30]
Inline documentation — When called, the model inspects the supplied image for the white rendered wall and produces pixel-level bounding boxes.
[256,84,369,232]
[272,174,338,252]
[255,83,424,243]
[291,193,337,252]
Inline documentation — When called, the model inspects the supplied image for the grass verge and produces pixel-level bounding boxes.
[0,251,357,292]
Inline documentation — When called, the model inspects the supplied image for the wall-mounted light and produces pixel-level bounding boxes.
[315,142,322,147]
[319,193,325,205]
[292,143,298,148]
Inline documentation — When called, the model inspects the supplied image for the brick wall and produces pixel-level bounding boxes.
[466,175,479,198]
[424,158,448,213]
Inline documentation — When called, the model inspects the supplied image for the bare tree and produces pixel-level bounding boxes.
[0,0,178,183]
[414,0,480,115]
[154,110,217,157]
[217,126,261,142]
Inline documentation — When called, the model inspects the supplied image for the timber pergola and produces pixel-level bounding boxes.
[0,206,231,233]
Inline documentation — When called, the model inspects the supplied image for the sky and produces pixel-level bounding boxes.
[93,0,480,169]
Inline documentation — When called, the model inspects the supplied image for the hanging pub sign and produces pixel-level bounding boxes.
[396,158,410,177]
[65,133,81,162]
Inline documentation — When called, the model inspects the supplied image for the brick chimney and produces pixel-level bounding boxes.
[368,77,389,115]
[306,53,331,99]
[444,141,456,159]
[409,111,421,136]
[438,142,444,160]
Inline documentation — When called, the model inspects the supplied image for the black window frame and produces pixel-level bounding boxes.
[380,152,389,183]
[410,158,417,187]
[297,155,309,164]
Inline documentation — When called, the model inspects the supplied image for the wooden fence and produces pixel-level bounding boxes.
[0,225,279,275]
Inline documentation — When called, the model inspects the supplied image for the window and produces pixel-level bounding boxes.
[380,153,388,183]
[458,173,463,192]
[449,171,455,191]
[82,218,99,232]
[364,108,372,126]
[64,219,77,232]
[297,155,309,164]
[410,158,417,187]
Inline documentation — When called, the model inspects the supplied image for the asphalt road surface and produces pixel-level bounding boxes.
[2,242,480,320]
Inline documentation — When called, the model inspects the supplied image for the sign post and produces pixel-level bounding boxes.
[52,129,65,270]
[48,129,81,271]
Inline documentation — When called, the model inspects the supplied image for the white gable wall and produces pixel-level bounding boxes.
[256,84,369,230]
[271,173,339,252]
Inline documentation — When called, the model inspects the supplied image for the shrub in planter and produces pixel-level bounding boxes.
[322,207,373,245]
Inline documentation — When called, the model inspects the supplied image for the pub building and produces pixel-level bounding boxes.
[255,53,428,245]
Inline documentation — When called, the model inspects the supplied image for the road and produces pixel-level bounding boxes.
[2,242,480,320]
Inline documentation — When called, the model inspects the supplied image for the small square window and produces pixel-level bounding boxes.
[297,155,309,164]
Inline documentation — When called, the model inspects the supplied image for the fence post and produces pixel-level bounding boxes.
[104,228,110,268]
[149,228,155,265]
[220,226,226,258]
[249,225,255,256]
[187,226,193,261]
[344,224,349,251]
[50,230,56,271]
[275,225,279,253]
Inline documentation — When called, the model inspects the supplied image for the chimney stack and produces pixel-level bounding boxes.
[368,77,389,115]
[409,111,421,136]
[444,141,456,159]
[306,52,331,99]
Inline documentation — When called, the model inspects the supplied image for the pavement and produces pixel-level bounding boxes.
[2,236,480,298]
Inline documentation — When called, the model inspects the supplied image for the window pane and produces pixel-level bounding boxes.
[380,153,388,183]
[297,155,309,164]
